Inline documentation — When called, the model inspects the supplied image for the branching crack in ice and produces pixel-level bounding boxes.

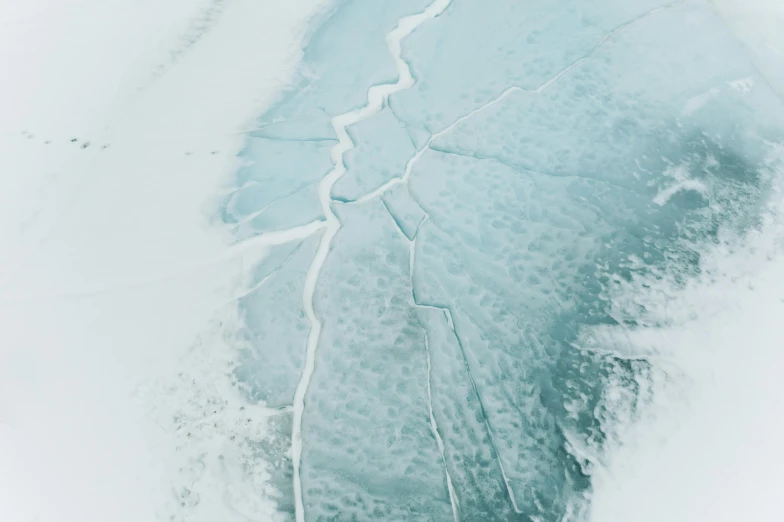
[289,1,454,521]
[351,86,520,205]
[428,146,637,195]
[346,0,687,208]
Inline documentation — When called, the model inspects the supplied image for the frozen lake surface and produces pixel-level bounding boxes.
[3,0,784,521]
[226,0,784,520]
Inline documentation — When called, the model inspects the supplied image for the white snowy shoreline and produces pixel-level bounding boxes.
[0,1,326,520]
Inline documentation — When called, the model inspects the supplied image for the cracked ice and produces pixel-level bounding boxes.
[222,0,784,521]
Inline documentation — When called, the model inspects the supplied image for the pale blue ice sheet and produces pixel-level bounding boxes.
[223,0,784,520]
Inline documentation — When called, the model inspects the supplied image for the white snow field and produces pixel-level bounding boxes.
[0,1,327,521]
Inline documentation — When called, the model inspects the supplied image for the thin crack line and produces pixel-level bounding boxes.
[381,212,460,520]
[424,331,461,521]
[427,145,638,195]
[533,0,687,94]
[417,300,523,514]
[404,215,519,514]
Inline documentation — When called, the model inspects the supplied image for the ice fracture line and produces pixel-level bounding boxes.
[290,1,454,521]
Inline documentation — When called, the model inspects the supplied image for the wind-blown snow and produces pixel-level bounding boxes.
[589,1,784,520]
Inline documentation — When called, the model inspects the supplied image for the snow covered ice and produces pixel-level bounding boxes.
[3,0,784,521]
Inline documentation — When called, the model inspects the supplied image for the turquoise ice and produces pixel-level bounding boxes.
[222,0,784,520]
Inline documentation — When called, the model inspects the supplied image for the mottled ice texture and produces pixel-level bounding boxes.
[417,307,520,521]
[224,0,784,520]
[302,201,453,520]
[333,107,416,202]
